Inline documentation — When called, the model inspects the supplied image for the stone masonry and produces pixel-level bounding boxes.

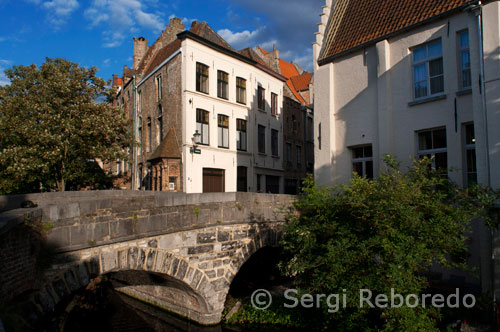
[0,191,294,325]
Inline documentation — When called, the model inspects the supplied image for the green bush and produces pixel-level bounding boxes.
[279,156,499,331]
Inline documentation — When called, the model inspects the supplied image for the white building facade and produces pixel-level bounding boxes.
[179,32,286,193]
[314,0,500,292]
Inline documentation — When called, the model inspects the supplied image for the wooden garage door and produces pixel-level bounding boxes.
[203,168,225,193]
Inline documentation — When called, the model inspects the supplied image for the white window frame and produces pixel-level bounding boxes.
[350,145,373,178]
[412,39,444,100]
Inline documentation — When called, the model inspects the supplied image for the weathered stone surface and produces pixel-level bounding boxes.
[197,232,216,244]
[1,191,290,327]
[188,244,213,255]
[217,231,230,242]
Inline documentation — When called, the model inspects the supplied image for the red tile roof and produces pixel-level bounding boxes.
[286,80,306,104]
[319,0,477,64]
[143,39,182,77]
[148,128,181,160]
[279,59,300,79]
[290,73,312,91]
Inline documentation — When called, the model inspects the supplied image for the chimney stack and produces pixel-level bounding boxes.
[133,37,148,70]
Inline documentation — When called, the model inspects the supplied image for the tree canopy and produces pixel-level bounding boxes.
[279,156,499,331]
[0,57,132,194]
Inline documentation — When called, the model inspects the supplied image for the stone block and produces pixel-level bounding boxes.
[79,200,97,216]
[197,232,216,244]
[221,241,238,252]
[217,231,230,242]
[127,247,138,269]
[137,248,146,269]
[206,270,216,278]
[111,219,135,239]
[101,251,117,272]
[190,269,203,288]
[233,230,247,240]
[159,233,182,250]
[182,232,197,247]
[47,227,71,248]
[145,249,156,270]
[188,244,213,255]
[176,260,188,279]
[170,257,180,275]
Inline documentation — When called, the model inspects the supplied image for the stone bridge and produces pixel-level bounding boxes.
[0,191,295,325]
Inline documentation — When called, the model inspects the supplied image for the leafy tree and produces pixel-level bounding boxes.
[280,156,499,331]
[0,58,132,193]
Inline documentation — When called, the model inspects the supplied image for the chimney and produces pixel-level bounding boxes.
[272,44,280,59]
[133,37,148,70]
[112,74,119,87]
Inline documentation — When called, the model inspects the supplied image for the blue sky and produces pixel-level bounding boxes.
[0,0,324,86]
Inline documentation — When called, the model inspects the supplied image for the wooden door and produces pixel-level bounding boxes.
[203,168,225,193]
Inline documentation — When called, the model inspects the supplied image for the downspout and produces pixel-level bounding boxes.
[132,75,137,190]
[474,0,495,308]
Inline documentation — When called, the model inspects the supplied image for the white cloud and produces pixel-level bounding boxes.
[0,60,11,86]
[85,0,165,48]
[217,27,273,51]
[41,0,79,26]
[227,0,324,71]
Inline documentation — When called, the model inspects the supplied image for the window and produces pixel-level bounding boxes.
[258,125,266,154]
[257,174,262,193]
[217,70,228,99]
[266,175,280,194]
[159,167,162,191]
[196,109,209,145]
[296,145,302,167]
[458,31,471,89]
[196,62,209,94]
[413,40,444,99]
[271,129,279,156]
[286,143,292,164]
[218,114,229,148]
[157,105,163,143]
[156,75,162,101]
[236,119,247,151]
[147,117,152,152]
[292,115,297,133]
[258,86,265,111]
[285,178,298,195]
[351,145,373,178]
[271,93,278,116]
[236,77,246,104]
[237,166,247,192]
[138,90,142,113]
[138,116,143,155]
[417,128,447,173]
[169,176,177,191]
[307,117,313,142]
[318,123,322,150]
[463,123,477,186]
[138,164,143,190]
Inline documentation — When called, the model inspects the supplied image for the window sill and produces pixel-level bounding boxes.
[237,149,247,152]
[456,88,472,97]
[218,146,229,149]
[218,96,229,100]
[271,154,280,158]
[258,108,266,113]
[236,101,246,105]
[196,89,209,95]
[408,94,446,107]
[258,152,267,156]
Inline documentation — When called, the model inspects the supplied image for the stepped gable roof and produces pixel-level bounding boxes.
[148,128,181,161]
[319,0,477,64]
[190,21,235,51]
[290,72,312,91]
[143,39,182,77]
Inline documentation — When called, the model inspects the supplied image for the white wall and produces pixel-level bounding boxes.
[181,39,284,193]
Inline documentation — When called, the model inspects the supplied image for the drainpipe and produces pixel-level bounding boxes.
[472,0,495,309]
[132,75,137,190]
